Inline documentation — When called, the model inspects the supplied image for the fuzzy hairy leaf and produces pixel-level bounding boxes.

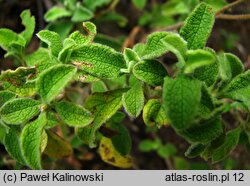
[122,80,144,118]
[44,6,72,22]
[223,70,250,106]
[143,99,169,127]
[185,143,206,158]
[0,67,37,97]
[108,122,132,156]
[134,32,170,59]
[0,91,16,107]
[163,76,201,130]
[55,101,93,127]
[218,53,244,82]
[37,64,77,103]
[91,81,108,93]
[25,48,58,76]
[20,10,35,44]
[0,28,18,51]
[0,98,40,125]
[99,137,133,168]
[3,127,25,164]
[133,60,168,86]
[37,30,63,57]
[161,33,187,67]
[44,130,73,159]
[199,84,215,117]
[20,113,47,169]
[180,3,215,50]
[25,48,50,66]
[124,48,140,66]
[76,89,126,147]
[71,4,94,22]
[184,49,216,73]
[212,127,241,163]
[69,44,126,78]
[69,22,96,45]
[178,117,224,144]
[193,60,219,87]
[84,0,112,11]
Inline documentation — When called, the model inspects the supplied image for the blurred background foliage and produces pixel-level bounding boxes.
[0,0,250,170]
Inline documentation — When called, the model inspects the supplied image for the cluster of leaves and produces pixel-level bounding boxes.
[0,2,250,170]
[138,0,228,28]
[44,0,127,39]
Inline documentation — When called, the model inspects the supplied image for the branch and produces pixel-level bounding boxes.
[216,14,250,20]
[216,0,246,15]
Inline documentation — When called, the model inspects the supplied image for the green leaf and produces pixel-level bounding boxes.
[0,122,7,144]
[161,1,189,16]
[132,0,147,10]
[3,127,25,164]
[174,157,190,170]
[185,143,206,158]
[161,33,187,67]
[134,32,170,59]
[124,48,140,66]
[133,60,168,86]
[84,0,112,11]
[44,6,72,22]
[20,113,47,169]
[55,101,93,127]
[44,130,73,159]
[218,52,244,82]
[71,4,94,22]
[76,89,126,147]
[122,80,144,118]
[0,67,37,97]
[212,127,241,163]
[143,99,169,127]
[180,3,215,49]
[91,81,108,93]
[193,59,219,87]
[0,98,41,125]
[184,49,216,73]
[139,139,162,152]
[69,44,126,78]
[178,117,224,144]
[37,64,77,103]
[20,10,35,44]
[25,48,50,66]
[45,112,58,129]
[199,84,215,117]
[37,30,63,57]
[0,91,16,107]
[0,28,18,51]
[69,22,96,45]
[109,122,132,156]
[157,143,177,159]
[98,11,128,27]
[25,48,58,78]
[46,21,74,40]
[223,70,250,106]
[163,75,201,130]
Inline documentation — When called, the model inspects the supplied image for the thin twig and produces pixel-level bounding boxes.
[216,14,250,20]
[122,26,142,49]
[216,0,246,15]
